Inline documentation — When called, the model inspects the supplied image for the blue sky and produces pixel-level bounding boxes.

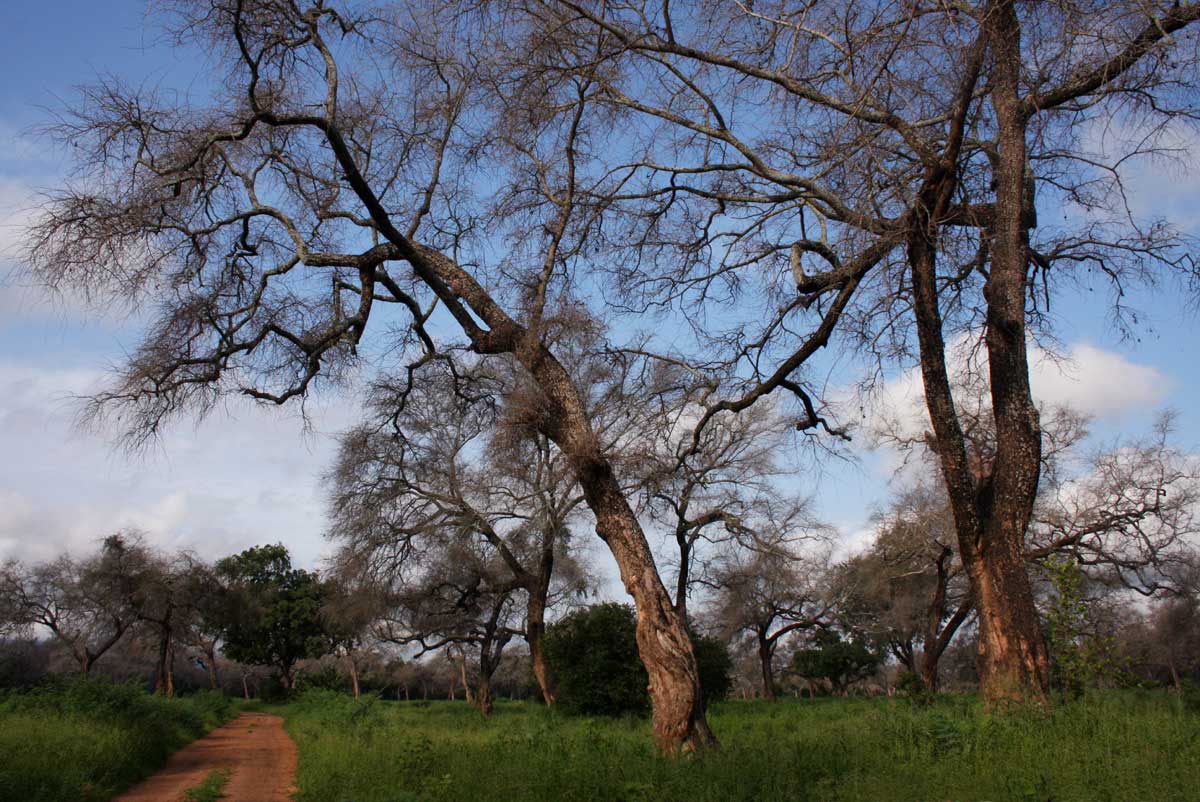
[1,1,1198,579]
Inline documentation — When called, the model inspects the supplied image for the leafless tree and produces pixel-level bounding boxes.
[837,486,972,692]
[327,356,591,706]
[371,544,524,715]
[866,400,1197,690]
[706,511,831,701]
[1028,411,1200,596]
[636,398,792,621]
[0,534,149,676]
[533,0,1200,704]
[20,0,734,750]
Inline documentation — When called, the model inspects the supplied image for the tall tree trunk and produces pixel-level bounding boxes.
[154,626,172,696]
[527,590,555,706]
[905,18,1048,704]
[974,0,1051,705]
[522,345,715,753]
[758,634,777,701]
[206,642,220,690]
[326,181,715,750]
[242,672,250,700]
[475,672,494,715]
[165,638,175,698]
[456,652,474,705]
[570,458,715,752]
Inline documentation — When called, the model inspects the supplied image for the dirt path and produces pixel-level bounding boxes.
[113,712,298,802]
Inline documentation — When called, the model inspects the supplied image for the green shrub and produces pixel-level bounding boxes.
[692,632,734,702]
[790,631,882,695]
[0,678,236,802]
[543,603,734,716]
[544,603,649,716]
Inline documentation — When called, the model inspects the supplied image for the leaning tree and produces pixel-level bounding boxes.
[22,0,733,750]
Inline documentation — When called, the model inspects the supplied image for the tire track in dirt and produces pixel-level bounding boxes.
[113,712,297,802]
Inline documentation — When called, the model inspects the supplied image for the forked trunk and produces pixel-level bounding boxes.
[964,536,1049,703]
[973,0,1051,705]
[920,654,939,693]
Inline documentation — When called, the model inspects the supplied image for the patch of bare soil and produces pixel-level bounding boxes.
[113,712,297,802]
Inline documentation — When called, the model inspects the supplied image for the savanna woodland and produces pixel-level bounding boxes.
[3,0,1200,800]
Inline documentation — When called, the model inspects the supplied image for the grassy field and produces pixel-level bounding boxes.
[2,682,1196,802]
[0,680,236,802]
[284,690,1200,802]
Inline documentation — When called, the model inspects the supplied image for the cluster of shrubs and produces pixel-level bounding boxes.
[0,679,236,802]
[543,603,732,716]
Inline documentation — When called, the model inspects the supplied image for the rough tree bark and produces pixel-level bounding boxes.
[757,632,777,702]
[971,0,1051,703]
[526,581,555,706]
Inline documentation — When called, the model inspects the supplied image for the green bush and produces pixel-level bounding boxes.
[790,631,882,695]
[692,631,734,702]
[543,603,733,716]
[543,603,649,716]
[0,678,236,802]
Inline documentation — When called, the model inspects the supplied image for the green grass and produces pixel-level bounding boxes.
[284,690,1200,802]
[0,679,237,802]
[184,769,231,802]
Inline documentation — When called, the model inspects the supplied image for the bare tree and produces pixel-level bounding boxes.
[372,544,523,715]
[535,0,1200,704]
[636,398,792,621]
[22,0,733,751]
[707,512,831,701]
[0,534,148,676]
[1028,411,1200,595]
[327,357,591,706]
[866,401,1197,691]
[837,487,972,692]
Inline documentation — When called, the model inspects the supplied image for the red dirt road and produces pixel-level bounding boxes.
[113,712,297,802]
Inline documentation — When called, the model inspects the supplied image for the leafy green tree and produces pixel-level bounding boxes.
[214,545,337,693]
[1044,557,1130,696]
[543,603,732,716]
[790,631,882,696]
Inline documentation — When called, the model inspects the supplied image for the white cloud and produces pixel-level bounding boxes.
[0,359,360,569]
[0,179,34,263]
[854,338,1171,477]
[1029,343,1170,421]
[1077,116,1200,233]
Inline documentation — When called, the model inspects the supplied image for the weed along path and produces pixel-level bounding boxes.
[113,712,297,802]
